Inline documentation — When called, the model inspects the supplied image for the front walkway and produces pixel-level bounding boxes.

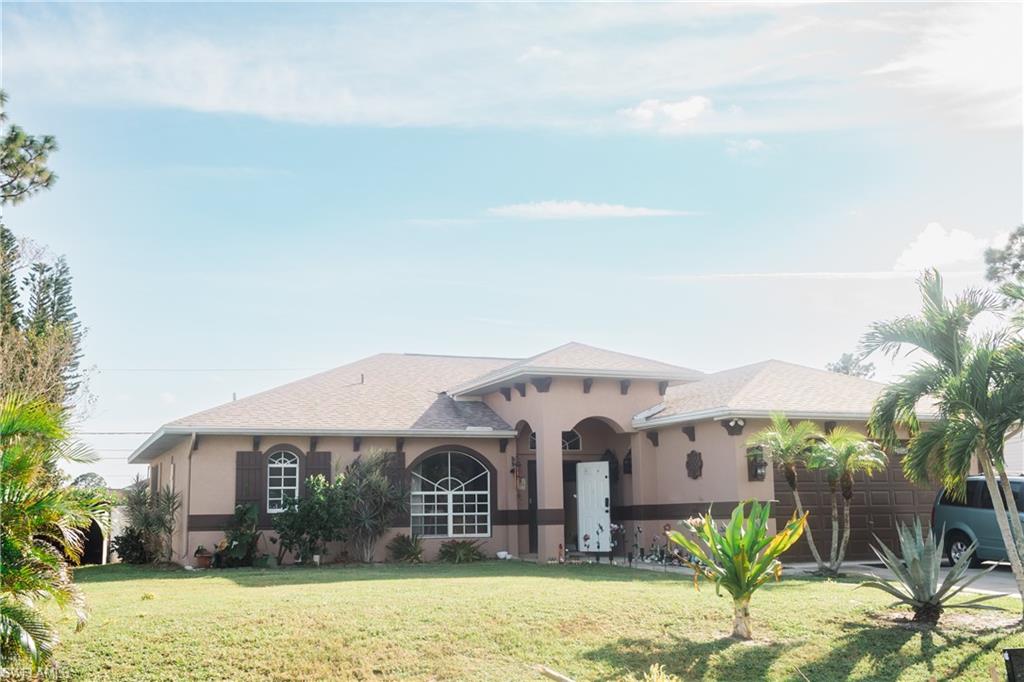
[517,553,1021,598]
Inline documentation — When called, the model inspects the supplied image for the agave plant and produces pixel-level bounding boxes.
[858,518,1001,623]
[666,500,807,639]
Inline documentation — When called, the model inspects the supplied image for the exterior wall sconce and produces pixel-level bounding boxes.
[747,446,768,481]
[722,418,745,436]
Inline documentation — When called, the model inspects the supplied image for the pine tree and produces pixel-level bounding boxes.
[0,223,21,330]
[0,90,58,205]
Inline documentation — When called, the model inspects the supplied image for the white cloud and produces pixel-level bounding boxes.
[486,200,695,220]
[619,96,713,133]
[517,45,563,63]
[726,138,767,155]
[652,270,972,283]
[5,3,1016,132]
[893,222,990,272]
[868,4,1022,128]
[159,391,177,405]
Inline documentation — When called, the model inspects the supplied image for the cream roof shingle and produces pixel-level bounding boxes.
[451,342,703,394]
[167,353,515,432]
[636,360,936,426]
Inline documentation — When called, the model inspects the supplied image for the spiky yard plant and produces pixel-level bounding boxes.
[858,518,1001,623]
[747,413,824,571]
[666,500,807,640]
[0,394,110,672]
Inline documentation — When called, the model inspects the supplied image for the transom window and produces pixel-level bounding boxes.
[528,429,582,451]
[267,451,299,513]
[411,451,490,538]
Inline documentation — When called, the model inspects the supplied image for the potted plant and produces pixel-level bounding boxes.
[193,544,213,569]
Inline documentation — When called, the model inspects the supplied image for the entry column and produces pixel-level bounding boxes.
[534,424,564,563]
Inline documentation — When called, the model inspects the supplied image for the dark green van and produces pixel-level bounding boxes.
[932,475,1024,565]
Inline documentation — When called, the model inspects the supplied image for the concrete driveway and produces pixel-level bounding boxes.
[843,561,1019,598]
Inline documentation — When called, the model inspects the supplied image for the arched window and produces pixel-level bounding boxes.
[267,451,299,513]
[411,450,490,537]
[528,430,582,451]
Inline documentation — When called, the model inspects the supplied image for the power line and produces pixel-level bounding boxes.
[95,367,325,372]
[76,431,151,435]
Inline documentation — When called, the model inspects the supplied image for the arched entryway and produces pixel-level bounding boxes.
[516,416,630,555]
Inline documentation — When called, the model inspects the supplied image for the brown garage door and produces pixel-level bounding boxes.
[774,456,940,562]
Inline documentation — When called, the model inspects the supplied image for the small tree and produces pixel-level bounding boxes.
[825,352,875,379]
[863,269,1024,612]
[807,427,887,574]
[667,500,807,640]
[746,414,824,571]
[341,451,407,563]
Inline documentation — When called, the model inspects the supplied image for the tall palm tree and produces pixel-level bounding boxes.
[807,426,887,573]
[747,413,825,571]
[863,269,1024,611]
[0,394,110,672]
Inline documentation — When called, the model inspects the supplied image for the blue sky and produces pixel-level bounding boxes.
[2,2,1021,486]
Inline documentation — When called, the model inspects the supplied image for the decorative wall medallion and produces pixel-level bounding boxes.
[686,450,703,479]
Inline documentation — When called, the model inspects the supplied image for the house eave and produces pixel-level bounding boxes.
[452,366,702,397]
[632,408,940,430]
[128,426,518,463]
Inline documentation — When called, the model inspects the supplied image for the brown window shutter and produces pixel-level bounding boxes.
[304,452,332,495]
[235,451,264,512]
[385,451,409,527]
[149,464,159,500]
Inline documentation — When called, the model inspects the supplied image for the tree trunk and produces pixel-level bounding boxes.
[790,483,825,571]
[978,454,1024,615]
[828,492,839,571]
[835,497,852,573]
[996,461,1024,555]
[732,596,753,640]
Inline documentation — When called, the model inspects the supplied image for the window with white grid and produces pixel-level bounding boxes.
[411,451,490,538]
[528,429,582,451]
[267,451,299,513]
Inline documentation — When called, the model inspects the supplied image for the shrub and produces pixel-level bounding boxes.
[857,518,1001,623]
[218,504,262,567]
[387,534,423,563]
[0,395,111,673]
[120,479,181,563]
[111,527,153,564]
[667,500,807,640]
[340,451,407,563]
[271,475,349,564]
[438,539,486,564]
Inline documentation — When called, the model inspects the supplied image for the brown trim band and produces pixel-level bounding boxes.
[535,508,564,525]
[191,508,547,532]
[612,501,774,521]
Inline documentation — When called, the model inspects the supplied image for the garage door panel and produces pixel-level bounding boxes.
[778,458,938,561]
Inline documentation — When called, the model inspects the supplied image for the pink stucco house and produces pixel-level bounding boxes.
[129,342,936,564]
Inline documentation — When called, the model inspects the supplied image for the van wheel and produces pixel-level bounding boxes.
[946,531,980,567]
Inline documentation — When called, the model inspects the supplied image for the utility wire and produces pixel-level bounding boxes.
[95,367,325,372]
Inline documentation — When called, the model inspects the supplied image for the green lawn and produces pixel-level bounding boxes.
[54,562,1022,681]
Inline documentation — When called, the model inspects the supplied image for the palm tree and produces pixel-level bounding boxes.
[0,394,110,672]
[863,269,1024,611]
[807,427,887,573]
[747,413,825,571]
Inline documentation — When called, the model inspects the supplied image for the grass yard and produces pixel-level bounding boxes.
[55,562,1022,681]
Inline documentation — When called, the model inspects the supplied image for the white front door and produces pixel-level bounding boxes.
[576,461,611,553]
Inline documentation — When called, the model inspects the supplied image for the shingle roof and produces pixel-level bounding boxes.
[635,360,936,426]
[451,342,703,394]
[167,353,516,432]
